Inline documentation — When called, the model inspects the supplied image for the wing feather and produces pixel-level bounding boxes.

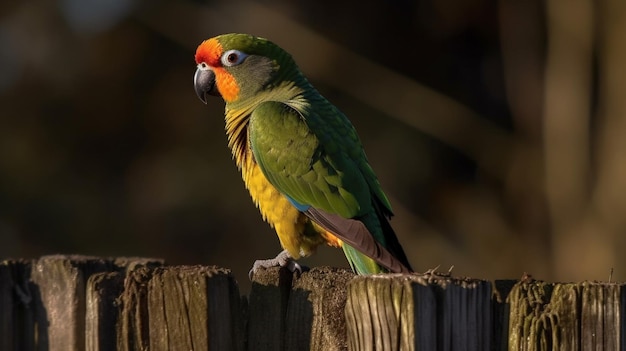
[249,101,363,219]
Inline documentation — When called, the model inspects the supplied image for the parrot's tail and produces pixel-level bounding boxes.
[342,244,384,274]
[378,213,413,272]
[304,207,412,274]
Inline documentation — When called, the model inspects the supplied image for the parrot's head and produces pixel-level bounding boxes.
[194,33,299,104]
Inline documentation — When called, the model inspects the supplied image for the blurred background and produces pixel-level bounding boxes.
[1,0,625,291]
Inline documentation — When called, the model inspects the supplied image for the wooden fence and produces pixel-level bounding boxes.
[0,255,623,350]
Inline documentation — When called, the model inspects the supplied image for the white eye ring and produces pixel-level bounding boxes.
[221,50,247,67]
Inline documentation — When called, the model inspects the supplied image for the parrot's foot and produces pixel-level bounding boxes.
[249,250,302,279]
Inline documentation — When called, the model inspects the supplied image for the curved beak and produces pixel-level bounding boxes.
[194,67,219,104]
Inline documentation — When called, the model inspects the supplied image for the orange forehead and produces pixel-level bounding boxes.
[195,38,222,66]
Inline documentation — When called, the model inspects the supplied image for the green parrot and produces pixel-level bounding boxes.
[194,33,412,275]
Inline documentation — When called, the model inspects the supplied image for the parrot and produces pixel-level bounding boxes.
[193,33,412,275]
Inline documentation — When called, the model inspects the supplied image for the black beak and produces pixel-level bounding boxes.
[194,67,219,104]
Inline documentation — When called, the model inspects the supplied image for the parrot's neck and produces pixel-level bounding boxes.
[223,80,309,176]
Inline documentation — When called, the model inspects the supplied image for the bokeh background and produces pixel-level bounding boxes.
[1,0,625,291]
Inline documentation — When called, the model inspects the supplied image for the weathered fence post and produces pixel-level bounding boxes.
[248,266,355,351]
[507,280,625,350]
[86,271,124,351]
[31,256,103,350]
[0,259,32,351]
[117,265,244,351]
[0,255,163,351]
[247,265,295,350]
[284,267,354,351]
[345,273,492,351]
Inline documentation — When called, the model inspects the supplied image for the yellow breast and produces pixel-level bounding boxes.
[223,103,341,257]
[241,156,341,258]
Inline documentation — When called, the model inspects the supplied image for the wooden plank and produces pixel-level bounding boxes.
[1,256,165,351]
[284,267,355,351]
[85,256,164,351]
[508,282,579,350]
[28,255,163,351]
[492,280,517,351]
[581,282,618,350]
[412,281,435,350]
[508,281,625,350]
[148,267,207,350]
[118,265,243,351]
[247,266,295,351]
[117,266,154,351]
[206,266,245,351]
[0,260,16,351]
[0,259,33,351]
[345,273,492,351]
[439,277,492,350]
[86,272,124,351]
[30,255,112,351]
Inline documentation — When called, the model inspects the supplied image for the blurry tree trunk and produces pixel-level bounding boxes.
[594,0,626,273]
[498,0,550,279]
[543,0,597,279]
[499,1,544,139]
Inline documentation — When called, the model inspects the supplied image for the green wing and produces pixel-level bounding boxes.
[248,99,411,274]
[249,100,371,217]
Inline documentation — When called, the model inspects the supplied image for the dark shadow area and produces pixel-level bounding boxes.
[283,288,313,350]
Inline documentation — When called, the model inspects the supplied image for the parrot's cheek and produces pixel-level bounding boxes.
[194,67,219,103]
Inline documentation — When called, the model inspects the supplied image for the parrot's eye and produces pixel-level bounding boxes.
[221,50,247,67]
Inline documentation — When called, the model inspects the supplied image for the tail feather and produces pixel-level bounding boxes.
[379,214,413,271]
[373,196,413,271]
[342,244,384,274]
[304,207,412,273]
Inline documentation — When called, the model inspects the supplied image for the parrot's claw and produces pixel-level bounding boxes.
[249,250,302,279]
